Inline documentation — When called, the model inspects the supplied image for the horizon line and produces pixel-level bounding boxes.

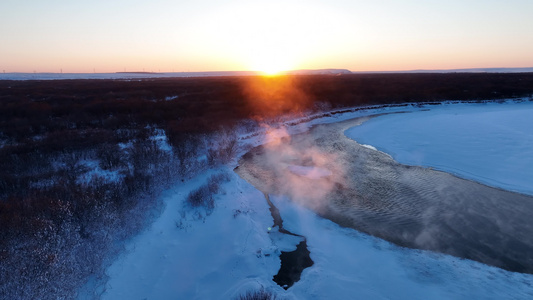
[2,67,533,80]
[2,66,533,74]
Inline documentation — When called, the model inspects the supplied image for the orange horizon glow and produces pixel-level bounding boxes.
[242,75,312,119]
[1,1,533,74]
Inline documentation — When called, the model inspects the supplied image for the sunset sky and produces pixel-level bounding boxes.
[1,0,533,73]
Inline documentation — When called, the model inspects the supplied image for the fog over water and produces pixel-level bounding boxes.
[236,104,533,274]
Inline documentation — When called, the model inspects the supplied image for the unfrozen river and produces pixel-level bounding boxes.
[237,101,533,274]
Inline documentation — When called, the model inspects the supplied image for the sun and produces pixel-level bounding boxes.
[259,66,284,76]
[249,50,295,76]
[208,2,333,76]
[254,61,287,76]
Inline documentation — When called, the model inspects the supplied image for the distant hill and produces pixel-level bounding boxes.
[116,71,160,74]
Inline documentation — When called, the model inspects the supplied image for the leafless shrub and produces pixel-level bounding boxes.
[207,127,238,166]
[235,288,277,300]
[186,185,213,209]
[184,172,231,218]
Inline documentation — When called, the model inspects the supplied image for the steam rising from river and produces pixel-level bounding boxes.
[257,124,346,212]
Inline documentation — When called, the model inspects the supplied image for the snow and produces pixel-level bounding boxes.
[3,68,533,81]
[352,67,533,74]
[164,95,179,101]
[0,71,261,81]
[84,100,533,300]
[149,129,172,152]
[0,69,352,81]
[345,101,533,196]
[234,103,430,150]
[75,159,123,185]
[117,141,132,150]
[360,143,378,151]
[94,169,533,300]
[96,170,281,300]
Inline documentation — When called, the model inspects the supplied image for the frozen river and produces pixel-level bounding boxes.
[345,101,533,196]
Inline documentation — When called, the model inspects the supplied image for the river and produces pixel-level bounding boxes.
[235,112,533,274]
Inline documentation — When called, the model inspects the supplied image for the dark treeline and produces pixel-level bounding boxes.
[2,73,533,132]
[1,73,533,298]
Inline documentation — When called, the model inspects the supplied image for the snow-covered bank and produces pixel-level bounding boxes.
[94,167,533,299]
[345,101,533,195]
[95,170,280,299]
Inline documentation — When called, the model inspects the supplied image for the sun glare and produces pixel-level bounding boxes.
[253,59,289,76]
[249,48,296,76]
[260,67,283,76]
[212,2,333,76]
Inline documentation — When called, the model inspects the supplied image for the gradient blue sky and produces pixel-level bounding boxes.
[1,0,532,73]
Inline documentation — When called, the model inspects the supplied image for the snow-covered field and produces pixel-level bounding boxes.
[0,69,350,81]
[84,100,533,299]
[0,71,260,80]
[345,101,533,196]
[3,68,533,81]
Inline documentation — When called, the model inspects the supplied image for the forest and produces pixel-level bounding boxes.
[1,73,533,298]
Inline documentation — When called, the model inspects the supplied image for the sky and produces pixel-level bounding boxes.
[1,0,533,73]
